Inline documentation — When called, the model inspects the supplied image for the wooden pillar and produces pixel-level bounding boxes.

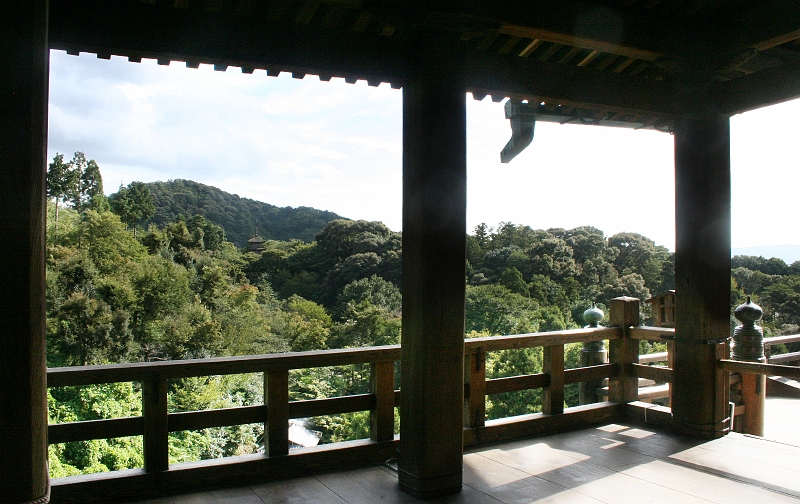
[672,116,731,439]
[0,1,50,502]
[398,69,466,499]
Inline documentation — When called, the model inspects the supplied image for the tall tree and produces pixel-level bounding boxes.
[47,153,79,235]
[74,153,106,211]
[109,182,156,237]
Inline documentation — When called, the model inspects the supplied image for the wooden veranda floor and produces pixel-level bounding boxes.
[124,414,800,504]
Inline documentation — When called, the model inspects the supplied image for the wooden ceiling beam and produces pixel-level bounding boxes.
[712,62,800,116]
[498,24,662,62]
[450,0,695,59]
[461,46,680,118]
[48,0,682,117]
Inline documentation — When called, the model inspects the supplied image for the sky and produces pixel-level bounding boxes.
[47,50,800,255]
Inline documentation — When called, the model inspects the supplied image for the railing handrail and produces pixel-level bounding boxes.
[47,345,403,387]
[48,327,623,387]
[465,326,619,353]
[764,333,800,349]
[719,358,800,380]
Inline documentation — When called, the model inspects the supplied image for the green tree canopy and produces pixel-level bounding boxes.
[109,182,156,236]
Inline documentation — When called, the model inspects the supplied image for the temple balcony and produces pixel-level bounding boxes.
[45,298,800,503]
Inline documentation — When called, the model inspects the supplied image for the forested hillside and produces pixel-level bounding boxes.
[142,179,344,245]
[44,153,800,478]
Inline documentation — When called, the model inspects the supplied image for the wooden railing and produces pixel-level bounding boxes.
[47,305,673,502]
[764,333,800,364]
[462,326,621,445]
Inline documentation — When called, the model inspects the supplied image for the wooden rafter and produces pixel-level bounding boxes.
[498,24,662,62]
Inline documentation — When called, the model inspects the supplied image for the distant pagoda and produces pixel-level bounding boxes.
[247,222,266,252]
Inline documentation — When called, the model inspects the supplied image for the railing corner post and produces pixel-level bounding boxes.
[609,297,640,404]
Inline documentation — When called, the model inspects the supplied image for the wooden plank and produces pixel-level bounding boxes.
[763,334,800,348]
[463,402,624,447]
[49,417,144,444]
[558,46,582,64]
[609,298,639,404]
[47,346,402,387]
[157,396,377,436]
[768,352,800,364]
[538,42,563,61]
[464,327,619,354]
[719,359,800,380]
[518,39,541,57]
[370,361,394,442]
[498,24,662,62]
[630,326,675,341]
[752,29,800,51]
[613,57,636,73]
[498,35,521,55]
[464,349,486,428]
[564,364,618,385]
[142,376,169,472]
[625,401,673,427]
[632,363,673,383]
[265,370,289,457]
[639,351,669,364]
[168,405,264,432]
[578,50,600,67]
[543,345,564,415]
[1,1,49,501]
[50,438,399,504]
[485,373,549,395]
[638,384,670,402]
[290,394,374,419]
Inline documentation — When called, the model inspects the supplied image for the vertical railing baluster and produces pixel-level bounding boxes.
[265,369,289,456]
[371,361,395,442]
[464,348,486,428]
[543,345,565,415]
[142,374,169,472]
[609,297,640,404]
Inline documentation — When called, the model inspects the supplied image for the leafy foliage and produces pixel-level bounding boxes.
[142,179,344,246]
[49,158,716,477]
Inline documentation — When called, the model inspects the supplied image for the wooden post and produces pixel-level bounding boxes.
[672,116,731,439]
[371,361,395,442]
[464,349,486,428]
[142,376,169,472]
[398,66,466,499]
[609,297,639,403]
[738,373,766,435]
[265,369,289,456]
[0,0,50,501]
[543,345,565,415]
